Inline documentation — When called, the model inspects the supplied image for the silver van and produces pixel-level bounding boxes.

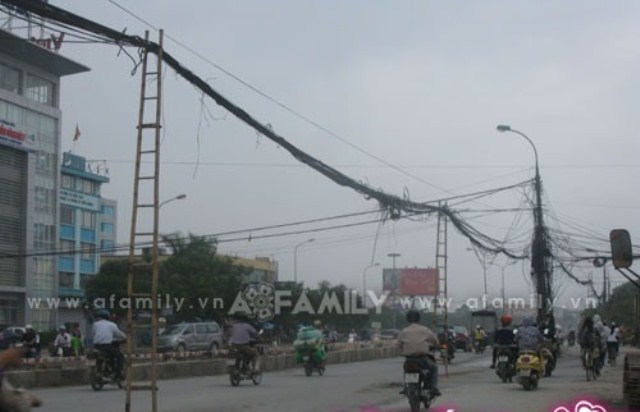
[157,321,223,355]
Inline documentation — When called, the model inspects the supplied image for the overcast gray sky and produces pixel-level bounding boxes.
[49,0,640,306]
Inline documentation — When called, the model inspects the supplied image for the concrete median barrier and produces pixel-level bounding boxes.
[6,342,400,389]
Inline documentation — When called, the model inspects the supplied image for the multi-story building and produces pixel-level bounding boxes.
[0,26,88,330]
[100,198,118,257]
[58,152,115,329]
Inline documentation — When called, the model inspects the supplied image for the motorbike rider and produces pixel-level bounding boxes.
[515,315,544,370]
[228,315,260,373]
[578,314,600,373]
[490,314,516,368]
[92,310,126,379]
[473,325,487,349]
[53,326,72,356]
[398,310,441,398]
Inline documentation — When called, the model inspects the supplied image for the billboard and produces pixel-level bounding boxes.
[382,267,439,296]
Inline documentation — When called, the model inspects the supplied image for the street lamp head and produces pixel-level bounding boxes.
[387,252,401,258]
[176,194,187,200]
[497,124,511,132]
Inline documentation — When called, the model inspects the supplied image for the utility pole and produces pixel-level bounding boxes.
[498,125,554,332]
[388,253,401,329]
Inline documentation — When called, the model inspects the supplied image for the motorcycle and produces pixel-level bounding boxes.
[495,344,517,383]
[87,341,125,391]
[439,342,454,363]
[227,330,264,386]
[402,354,437,412]
[473,338,486,354]
[516,350,543,390]
[303,348,326,376]
[542,346,555,377]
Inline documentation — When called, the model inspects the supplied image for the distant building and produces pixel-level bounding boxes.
[0,25,88,330]
[58,152,114,330]
[100,198,117,256]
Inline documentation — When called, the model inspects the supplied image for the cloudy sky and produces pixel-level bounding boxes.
[43,1,640,306]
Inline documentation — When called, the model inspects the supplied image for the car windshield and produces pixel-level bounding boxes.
[160,325,184,336]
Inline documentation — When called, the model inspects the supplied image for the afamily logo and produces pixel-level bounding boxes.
[238,282,275,322]
[552,398,614,412]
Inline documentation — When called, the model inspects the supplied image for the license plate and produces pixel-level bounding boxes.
[498,356,509,362]
[519,369,530,377]
[404,373,420,383]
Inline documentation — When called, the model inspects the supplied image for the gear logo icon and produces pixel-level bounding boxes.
[242,282,275,321]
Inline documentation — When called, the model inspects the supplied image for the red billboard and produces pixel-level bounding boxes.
[383,268,439,296]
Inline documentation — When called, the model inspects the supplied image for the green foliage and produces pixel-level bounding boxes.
[598,281,637,327]
[87,233,246,321]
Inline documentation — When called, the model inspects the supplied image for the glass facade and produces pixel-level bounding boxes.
[0,98,58,330]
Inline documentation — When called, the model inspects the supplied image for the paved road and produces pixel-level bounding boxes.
[31,345,625,411]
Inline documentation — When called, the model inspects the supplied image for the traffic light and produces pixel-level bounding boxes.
[610,229,633,269]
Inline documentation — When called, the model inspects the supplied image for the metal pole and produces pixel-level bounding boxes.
[362,263,379,306]
[497,125,550,329]
[388,253,401,329]
[294,238,315,283]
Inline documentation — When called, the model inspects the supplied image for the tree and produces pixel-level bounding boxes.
[160,233,246,323]
[599,281,637,328]
[85,259,136,318]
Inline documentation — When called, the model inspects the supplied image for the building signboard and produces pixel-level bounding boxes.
[60,189,99,211]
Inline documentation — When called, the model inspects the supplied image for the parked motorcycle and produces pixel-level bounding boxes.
[516,350,543,390]
[87,341,125,391]
[402,355,437,412]
[495,344,517,383]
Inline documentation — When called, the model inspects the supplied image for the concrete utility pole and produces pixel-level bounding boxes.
[388,253,401,329]
[497,125,554,332]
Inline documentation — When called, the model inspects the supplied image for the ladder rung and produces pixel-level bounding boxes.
[138,176,156,180]
[140,150,157,154]
[136,204,154,208]
[135,232,154,237]
[143,96,158,101]
[133,262,152,268]
[130,293,153,298]
[146,71,158,76]
[138,123,161,129]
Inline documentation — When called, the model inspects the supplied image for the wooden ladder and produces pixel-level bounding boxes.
[125,30,164,412]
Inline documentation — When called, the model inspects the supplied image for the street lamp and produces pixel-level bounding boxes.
[497,124,549,327]
[294,238,315,283]
[387,253,401,329]
[498,260,518,308]
[159,193,186,208]
[362,262,380,305]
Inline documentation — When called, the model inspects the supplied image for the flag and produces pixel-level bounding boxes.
[73,124,81,141]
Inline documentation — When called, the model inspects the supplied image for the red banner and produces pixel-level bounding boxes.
[399,268,439,296]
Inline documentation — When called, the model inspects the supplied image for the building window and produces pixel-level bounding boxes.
[81,242,95,259]
[62,175,75,189]
[0,63,20,94]
[81,211,96,228]
[101,205,115,217]
[101,239,114,253]
[60,206,74,225]
[34,187,54,214]
[0,298,18,326]
[59,272,74,288]
[60,239,75,255]
[101,223,114,235]
[26,74,54,106]
[80,179,96,195]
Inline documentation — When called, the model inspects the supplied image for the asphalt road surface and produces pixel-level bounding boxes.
[31,345,626,412]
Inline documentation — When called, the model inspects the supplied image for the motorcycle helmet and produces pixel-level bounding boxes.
[95,309,110,320]
[500,315,513,326]
[476,324,481,329]
[406,310,420,323]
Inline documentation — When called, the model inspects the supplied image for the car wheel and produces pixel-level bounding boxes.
[209,342,219,357]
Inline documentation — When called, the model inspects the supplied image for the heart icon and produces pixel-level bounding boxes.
[574,400,607,412]
[553,408,570,412]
